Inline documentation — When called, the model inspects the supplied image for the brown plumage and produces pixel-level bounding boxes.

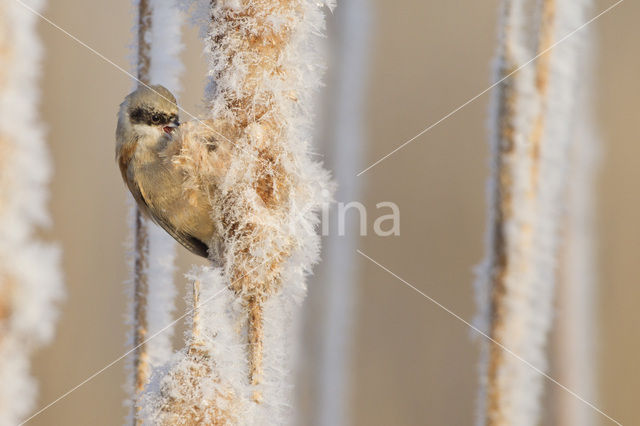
[115,85,232,259]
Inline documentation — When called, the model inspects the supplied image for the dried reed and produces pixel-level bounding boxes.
[131,0,153,418]
[475,0,591,424]
[0,1,63,424]
[137,1,331,423]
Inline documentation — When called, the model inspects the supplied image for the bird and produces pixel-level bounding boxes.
[115,84,229,259]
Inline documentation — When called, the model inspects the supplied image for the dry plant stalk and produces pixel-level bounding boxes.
[152,279,239,425]
[481,0,553,425]
[477,0,592,424]
[132,212,151,395]
[487,3,556,421]
[131,0,152,418]
[552,33,598,426]
[0,272,14,354]
[528,0,554,186]
[139,0,331,422]
[126,2,183,421]
[0,0,13,355]
[0,1,63,424]
[206,0,305,397]
[309,1,370,423]
[141,268,246,425]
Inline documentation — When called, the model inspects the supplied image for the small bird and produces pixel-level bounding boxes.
[116,85,227,258]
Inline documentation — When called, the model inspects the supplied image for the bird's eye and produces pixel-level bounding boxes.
[151,113,161,124]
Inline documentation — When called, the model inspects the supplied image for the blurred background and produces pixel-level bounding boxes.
[26,0,638,424]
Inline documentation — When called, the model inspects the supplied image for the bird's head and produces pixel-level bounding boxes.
[116,85,180,155]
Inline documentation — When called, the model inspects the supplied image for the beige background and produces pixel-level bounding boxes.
[23,0,638,425]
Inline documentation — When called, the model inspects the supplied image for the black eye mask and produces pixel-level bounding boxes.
[130,106,176,127]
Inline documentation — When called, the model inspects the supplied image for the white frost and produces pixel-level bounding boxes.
[312,1,371,425]
[553,28,598,426]
[144,0,184,371]
[0,0,64,424]
[474,1,592,425]
[140,0,334,424]
[125,0,183,420]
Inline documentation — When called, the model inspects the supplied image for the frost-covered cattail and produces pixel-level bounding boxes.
[311,1,371,425]
[200,0,332,403]
[126,0,183,421]
[474,0,591,425]
[0,0,63,424]
[141,268,247,425]
[140,0,183,371]
[139,0,333,423]
[553,36,598,426]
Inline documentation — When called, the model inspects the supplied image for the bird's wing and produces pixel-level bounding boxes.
[132,179,210,259]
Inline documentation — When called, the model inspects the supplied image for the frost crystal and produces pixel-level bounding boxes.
[0,1,64,424]
[474,1,593,425]
[140,0,333,424]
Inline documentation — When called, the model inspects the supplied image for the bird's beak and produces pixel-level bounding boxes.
[163,119,180,134]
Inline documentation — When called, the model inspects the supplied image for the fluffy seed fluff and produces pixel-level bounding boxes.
[138,0,334,424]
[0,1,64,425]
